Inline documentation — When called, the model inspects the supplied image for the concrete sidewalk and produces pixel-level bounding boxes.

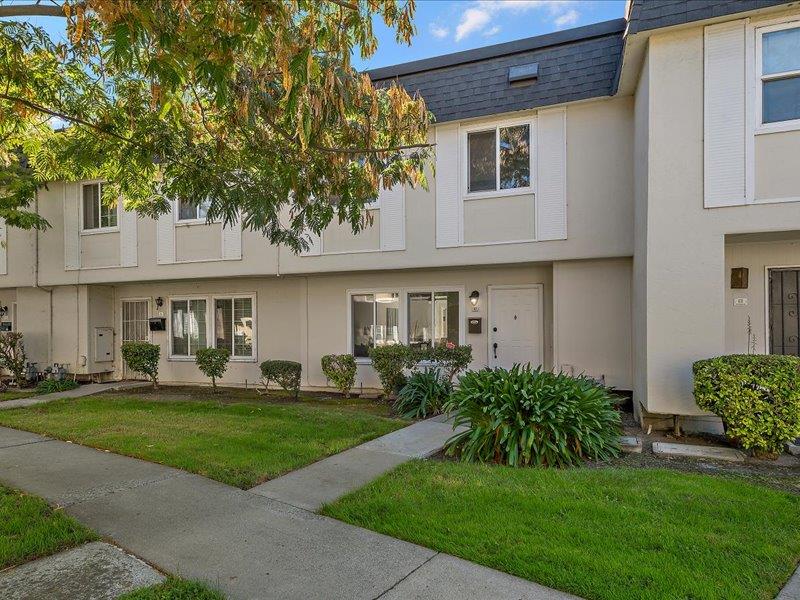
[0,381,148,410]
[0,425,576,600]
[250,415,465,510]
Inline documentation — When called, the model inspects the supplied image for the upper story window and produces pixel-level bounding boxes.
[466,122,531,195]
[177,198,211,223]
[82,182,117,231]
[758,23,800,129]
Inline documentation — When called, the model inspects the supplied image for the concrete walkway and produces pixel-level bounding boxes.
[0,425,576,600]
[250,414,465,510]
[0,542,164,600]
[0,381,149,410]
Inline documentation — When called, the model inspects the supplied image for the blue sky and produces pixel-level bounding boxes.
[355,1,627,70]
[11,1,627,71]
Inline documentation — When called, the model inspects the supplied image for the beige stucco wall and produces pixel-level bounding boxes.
[463,194,535,244]
[725,236,800,355]
[175,223,222,262]
[553,258,633,389]
[637,15,800,415]
[81,232,121,269]
[1,226,35,288]
[321,211,380,254]
[755,130,800,201]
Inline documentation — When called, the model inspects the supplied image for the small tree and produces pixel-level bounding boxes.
[321,354,357,398]
[0,332,27,388]
[196,348,230,392]
[121,341,161,389]
[260,360,302,400]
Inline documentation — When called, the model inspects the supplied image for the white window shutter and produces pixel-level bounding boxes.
[536,107,567,241]
[64,182,81,270]
[300,230,322,256]
[379,185,405,251]
[704,20,747,208]
[222,217,243,260]
[120,202,138,267]
[156,202,175,264]
[435,124,462,248]
[0,218,7,276]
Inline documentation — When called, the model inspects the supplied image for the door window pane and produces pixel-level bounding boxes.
[434,291,460,346]
[468,130,496,193]
[234,297,253,357]
[763,27,800,75]
[352,294,374,358]
[763,76,800,123]
[408,292,433,349]
[499,125,530,189]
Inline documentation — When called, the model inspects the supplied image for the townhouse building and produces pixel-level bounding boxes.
[2,0,799,430]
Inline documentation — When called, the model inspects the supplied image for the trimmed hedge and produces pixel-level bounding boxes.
[261,359,302,399]
[321,354,356,397]
[121,341,160,388]
[693,354,800,455]
[369,343,473,398]
[444,365,622,467]
[195,347,230,391]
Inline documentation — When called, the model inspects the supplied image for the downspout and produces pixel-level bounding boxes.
[32,187,54,365]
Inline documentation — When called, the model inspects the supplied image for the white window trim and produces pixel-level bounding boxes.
[168,296,211,361]
[211,294,258,362]
[461,117,535,201]
[174,198,213,226]
[347,287,465,364]
[80,180,121,234]
[754,18,800,135]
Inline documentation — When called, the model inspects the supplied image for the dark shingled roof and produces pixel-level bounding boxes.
[627,0,793,34]
[368,19,626,124]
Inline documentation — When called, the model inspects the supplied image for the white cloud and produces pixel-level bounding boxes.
[554,8,579,28]
[454,1,581,41]
[429,23,450,39]
[482,25,501,37]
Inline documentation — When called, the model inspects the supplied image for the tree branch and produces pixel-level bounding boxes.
[327,0,359,11]
[0,4,66,18]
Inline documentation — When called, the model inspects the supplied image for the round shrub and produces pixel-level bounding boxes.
[321,354,357,397]
[444,365,622,467]
[413,343,472,383]
[693,354,800,455]
[195,347,230,391]
[368,344,414,399]
[394,368,452,419]
[260,359,302,399]
[121,341,160,388]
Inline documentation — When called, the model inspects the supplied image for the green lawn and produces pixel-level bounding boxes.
[0,396,406,488]
[120,578,225,600]
[322,461,800,600]
[0,485,97,569]
[0,390,35,402]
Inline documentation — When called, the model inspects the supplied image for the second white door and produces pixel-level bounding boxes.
[488,286,543,370]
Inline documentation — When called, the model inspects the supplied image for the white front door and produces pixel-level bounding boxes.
[488,286,543,370]
[121,300,150,379]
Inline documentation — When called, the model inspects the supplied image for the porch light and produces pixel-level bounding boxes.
[155,297,165,308]
[469,290,480,307]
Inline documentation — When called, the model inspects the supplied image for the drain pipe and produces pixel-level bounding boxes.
[32,187,54,365]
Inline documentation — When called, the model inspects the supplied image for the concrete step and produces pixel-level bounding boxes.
[652,441,746,463]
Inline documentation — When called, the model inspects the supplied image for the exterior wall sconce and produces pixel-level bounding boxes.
[0,305,7,318]
[155,297,165,309]
[469,290,480,307]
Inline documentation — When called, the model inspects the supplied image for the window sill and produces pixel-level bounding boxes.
[80,227,119,236]
[464,187,533,201]
[755,119,800,135]
[355,357,372,365]
[174,220,216,227]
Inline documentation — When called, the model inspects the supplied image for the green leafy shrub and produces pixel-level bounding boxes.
[369,344,414,399]
[414,343,472,382]
[261,359,302,399]
[321,354,357,397]
[0,332,27,387]
[394,368,452,419]
[444,365,621,467]
[121,341,160,388]
[36,379,79,394]
[693,354,800,455]
[195,347,230,392]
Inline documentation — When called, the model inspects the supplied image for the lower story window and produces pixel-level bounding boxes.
[214,297,254,358]
[171,299,207,356]
[408,291,460,349]
[351,293,400,358]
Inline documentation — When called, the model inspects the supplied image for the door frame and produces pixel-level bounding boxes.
[764,265,800,356]
[486,284,545,369]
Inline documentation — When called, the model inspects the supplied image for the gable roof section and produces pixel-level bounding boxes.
[627,0,793,34]
[368,19,626,124]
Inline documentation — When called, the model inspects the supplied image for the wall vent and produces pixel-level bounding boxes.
[508,62,539,84]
